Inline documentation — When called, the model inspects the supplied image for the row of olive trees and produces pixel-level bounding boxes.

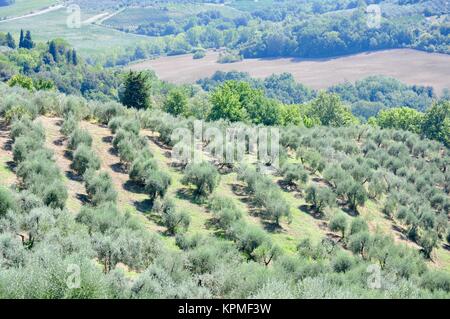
[11,117,67,211]
[280,124,450,259]
[238,165,292,227]
[108,115,191,236]
[60,112,117,207]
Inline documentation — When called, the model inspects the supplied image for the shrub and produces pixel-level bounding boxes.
[0,186,15,217]
[144,170,171,202]
[281,163,309,187]
[108,116,125,134]
[121,119,140,135]
[347,231,371,258]
[84,171,117,205]
[421,271,450,292]
[154,198,190,235]
[254,187,291,226]
[72,144,101,176]
[193,50,206,59]
[338,179,368,212]
[349,217,369,236]
[329,213,348,239]
[42,181,68,209]
[10,118,44,142]
[12,135,43,163]
[252,240,282,266]
[305,186,336,215]
[68,128,92,150]
[95,101,124,124]
[60,114,78,136]
[182,162,220,198]
[419,231,438,259]
[129,151,157,185]
[208,196,243,230]
[229,221,266,257]
[332,252,354,273]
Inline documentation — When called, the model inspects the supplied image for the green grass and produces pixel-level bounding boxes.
[104,3,242,28]
[0,7,154,56]
[228,0,278,12]
[0,0,59,19]
[0,155,14,182]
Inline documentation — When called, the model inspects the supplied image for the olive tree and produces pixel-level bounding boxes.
[329,213,348,239]
[281,163,309,189]
[144,170,171,202]
[182,162,220,198]
[0,187,15,217]
[84,170,117,206]
[305,185,336,216]
[71,144,101,176]
[68,128,92,150]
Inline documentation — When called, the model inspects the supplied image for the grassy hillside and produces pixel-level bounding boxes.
[0,7,154,57]
[0,0,59,19]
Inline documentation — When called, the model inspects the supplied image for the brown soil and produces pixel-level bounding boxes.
[129,49,450,95]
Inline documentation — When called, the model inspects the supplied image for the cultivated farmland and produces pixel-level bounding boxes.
[129,49,450,95]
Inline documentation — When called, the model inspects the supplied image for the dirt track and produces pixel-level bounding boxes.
[129,49,450,95]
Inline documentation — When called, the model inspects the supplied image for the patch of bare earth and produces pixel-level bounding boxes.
[129,49,450,95]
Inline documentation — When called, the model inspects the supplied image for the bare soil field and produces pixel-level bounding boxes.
[129,49,450,94]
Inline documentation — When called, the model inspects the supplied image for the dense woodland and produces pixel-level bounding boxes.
[0,1,449,299]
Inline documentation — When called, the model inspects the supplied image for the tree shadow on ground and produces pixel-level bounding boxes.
[341,206,359,217]
[133,198,153,213]
[76,193,90,204]
[53,137,65,147]
[110,162,126,174]
[66,170,83,182]
[299,204,325,220]
[391,224,410,242]
[6,161,15,172]
[148,136,172,151]
[63,150,73,160]
[108,147,118,156]
[230,183,247,196]
[262,220,284,233]
[123,180,145,194]
[3,140,12,151]
[175,187,204,205]
[277,179,298,193]
[102,136,113,144]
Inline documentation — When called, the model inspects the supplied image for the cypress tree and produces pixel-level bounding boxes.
[19,29,24,48]
[22,31,34,49]
[6,32,15,49]
[72,49,78,65]
[49,41,58,62]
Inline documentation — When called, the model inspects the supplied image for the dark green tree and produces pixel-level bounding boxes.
[120,71,152,110]
[164,89,188,116]
[18,29,24,48]
[6,32,15,49]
